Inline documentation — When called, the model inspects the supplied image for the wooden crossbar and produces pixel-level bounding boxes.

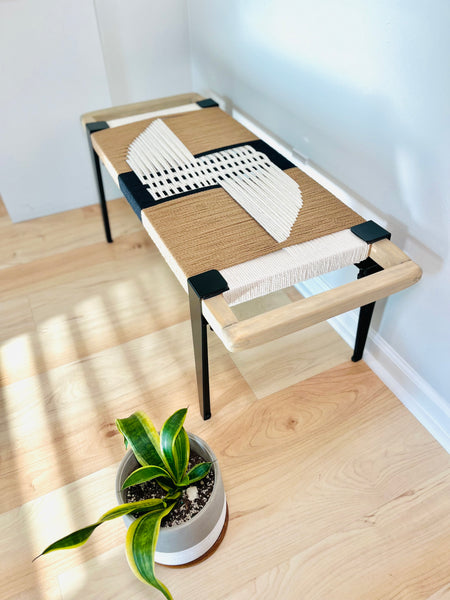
[81,92,204,127]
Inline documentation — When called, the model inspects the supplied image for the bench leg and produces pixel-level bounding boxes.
[85,122,113,243]
[351,258,383,362]
[187,270,229,420]
[352,301,376,362]
[188,284,212,420]
[92,150,113,244]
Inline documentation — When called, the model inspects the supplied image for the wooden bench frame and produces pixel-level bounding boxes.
[82,93,422,420]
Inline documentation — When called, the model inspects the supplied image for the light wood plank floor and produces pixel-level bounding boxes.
[0,196,448,600]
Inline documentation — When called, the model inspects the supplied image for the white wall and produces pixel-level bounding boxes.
[93,0,193,202]
[187,0,450,440]
[0,0,192,222]
[94,0,192,106]
[0,0,111,222]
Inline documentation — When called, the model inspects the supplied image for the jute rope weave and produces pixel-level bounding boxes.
[126,119,304,242]
[91,107,366,290]
[139,165,365,280]
[92,108,259,178]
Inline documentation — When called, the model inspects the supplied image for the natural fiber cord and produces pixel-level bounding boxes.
[127,119,303,242]
[220,229,369,305]
[92,107,367,302]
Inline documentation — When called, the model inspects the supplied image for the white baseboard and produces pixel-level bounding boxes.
[295,278,450,454]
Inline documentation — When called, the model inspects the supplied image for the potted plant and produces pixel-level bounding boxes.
[35,408,227,600]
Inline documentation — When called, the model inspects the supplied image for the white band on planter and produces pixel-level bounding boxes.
[154,497,227,566]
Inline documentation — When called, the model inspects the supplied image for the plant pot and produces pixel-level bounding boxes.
[115,432,228,566]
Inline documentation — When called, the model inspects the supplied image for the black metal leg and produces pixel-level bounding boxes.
[86,122,113,243]
[187,270,229,420]
[188,286,211,420]
[351,258,383,362]
[92,150,113,243]
[352,301,376,362]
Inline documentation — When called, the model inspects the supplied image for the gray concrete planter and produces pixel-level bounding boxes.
[115,433,227,566]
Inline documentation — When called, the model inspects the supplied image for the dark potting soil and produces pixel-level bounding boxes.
[125,451,215,527]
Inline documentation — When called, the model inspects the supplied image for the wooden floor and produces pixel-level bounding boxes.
[0,197,449,600]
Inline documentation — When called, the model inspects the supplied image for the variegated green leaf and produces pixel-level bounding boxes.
[126,504,175,600]
[160,408,188,481]
[165,490,182,501]
[35,498,168,560]
[187,461,212,484]
[116,412,165,469]
[172,427,190,483]
[122,465,173,490]
[34,523,102,559]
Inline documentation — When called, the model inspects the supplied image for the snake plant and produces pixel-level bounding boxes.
[35,408,212,600]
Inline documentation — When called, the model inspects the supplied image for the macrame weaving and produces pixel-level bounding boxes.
[127,119,303,242]
[91,106,368,303]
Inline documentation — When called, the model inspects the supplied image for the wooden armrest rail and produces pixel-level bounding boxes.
[202,240,422,352]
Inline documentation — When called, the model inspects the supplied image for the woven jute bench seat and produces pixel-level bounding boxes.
[82,93,421,419]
